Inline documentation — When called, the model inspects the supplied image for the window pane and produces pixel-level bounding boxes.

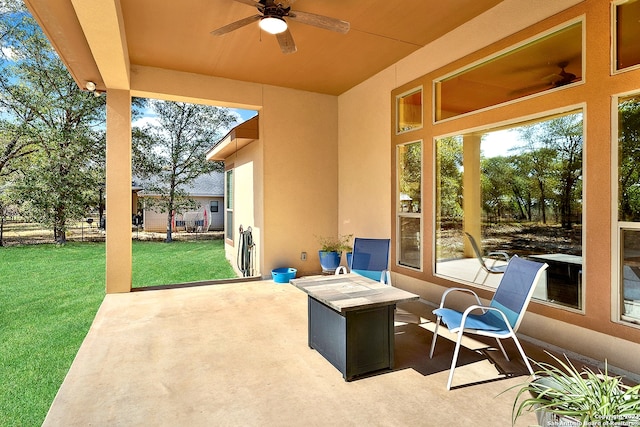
[399,217,421,268]
[615,1,640,71]
[618,95,640,221]
[435,22,582,121]
[225,169,233,241]
[435,112,583,310]
[397,141,422,269]
[397,88,422,134]
[618,95,640,324]
[398,142,422,213]
[225,170,233,210]
[622,229,640,324]
[226,212,233,241]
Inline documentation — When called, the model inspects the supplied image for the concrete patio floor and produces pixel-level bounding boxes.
[43,279,550,426]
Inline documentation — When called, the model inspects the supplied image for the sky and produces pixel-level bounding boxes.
[481,129,521,158]
[132,106,258,138]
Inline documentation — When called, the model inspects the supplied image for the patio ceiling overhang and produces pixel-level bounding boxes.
[23,0,504,97]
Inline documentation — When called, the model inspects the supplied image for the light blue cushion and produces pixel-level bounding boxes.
[433,307,510,335]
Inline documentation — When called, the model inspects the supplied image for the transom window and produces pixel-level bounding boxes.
[614,0,640,72]
[435,21,582,121]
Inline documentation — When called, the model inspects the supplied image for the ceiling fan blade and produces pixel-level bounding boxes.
[288,10,350,34]
[210,14,261,36]
[276,28,297,54]
[510,82,551,96]
[232,0,260,7]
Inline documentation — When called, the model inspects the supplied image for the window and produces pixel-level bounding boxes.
[614,0,640,72]
[617,94,640,324]
[434,21,582,121]
[396,88,422,134]
[225,168,233,242]
[397,141,422,269]
[435,111,584,310]
[210,200,219,213]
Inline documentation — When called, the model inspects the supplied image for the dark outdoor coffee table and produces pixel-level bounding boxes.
[291,274,419,381]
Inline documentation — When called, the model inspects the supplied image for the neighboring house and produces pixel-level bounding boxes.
[134,172,224,232]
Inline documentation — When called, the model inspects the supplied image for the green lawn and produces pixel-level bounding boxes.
[0,240,236,426]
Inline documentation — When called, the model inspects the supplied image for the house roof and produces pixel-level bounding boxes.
[135,172,224,198]
[23,0,504,96]
[207,115,259,161]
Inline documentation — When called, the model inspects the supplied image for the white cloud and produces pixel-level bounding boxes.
[1,45,18,60]
[132,115,159,129]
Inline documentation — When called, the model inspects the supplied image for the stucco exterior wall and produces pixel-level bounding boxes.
[225,137,263,278]
[337,0,640,375]
[261,86,339,277]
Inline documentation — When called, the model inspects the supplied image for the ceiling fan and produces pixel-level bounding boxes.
[210,0,350,54]
[511,61,580,95]
[546,61,578,87]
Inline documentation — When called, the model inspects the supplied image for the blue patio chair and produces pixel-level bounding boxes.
[336,238,391,284]
[428,255,548,390]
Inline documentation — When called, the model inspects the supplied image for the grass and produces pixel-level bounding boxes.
[0,240,236,426]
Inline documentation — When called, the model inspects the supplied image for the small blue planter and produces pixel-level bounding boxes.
[271,268,297,283]
[318,251,341,273]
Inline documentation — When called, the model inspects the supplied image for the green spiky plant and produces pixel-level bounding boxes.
[510,352,640,426]
[317,234,353,253]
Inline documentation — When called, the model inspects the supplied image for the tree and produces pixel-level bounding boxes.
[618,96,640,221]
[518,114,583,228]
[481,155,514,223]
[0,3,107,242]
[436,136,463,223]
[0,1,40,179]
[133,99,237,242]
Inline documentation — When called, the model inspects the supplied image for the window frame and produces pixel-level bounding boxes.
[433,17,584,124]
[611,0,640,75]
[432,106,586,313]
[396,139,423,271]
[225,166,234,244]
[612,91,640,329]
[395,87,423,135]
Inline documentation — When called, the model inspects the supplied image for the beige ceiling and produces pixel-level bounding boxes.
[25,0,503,96]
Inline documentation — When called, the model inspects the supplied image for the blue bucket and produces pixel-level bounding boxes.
[271,268,297,283]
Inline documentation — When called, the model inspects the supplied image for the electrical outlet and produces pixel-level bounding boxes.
[301,252,307,261]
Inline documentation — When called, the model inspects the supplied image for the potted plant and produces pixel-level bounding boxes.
[510,352,640,426]
[317,234,353,273]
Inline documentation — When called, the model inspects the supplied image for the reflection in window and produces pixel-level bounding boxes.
[396,88,422,134]
[621,230,640,324]
[435,111,583,309]
[618,94,640,324]
[615,0,640,71]
[435,21,582,121]
[397,141,422,269]
[619,95,640,221]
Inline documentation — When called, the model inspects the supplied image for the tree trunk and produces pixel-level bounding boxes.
[165,210,173,243]
[538,179,547,224]
[0,213,4,247]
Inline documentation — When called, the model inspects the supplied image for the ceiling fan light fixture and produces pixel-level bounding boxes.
[259,16,287,35]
